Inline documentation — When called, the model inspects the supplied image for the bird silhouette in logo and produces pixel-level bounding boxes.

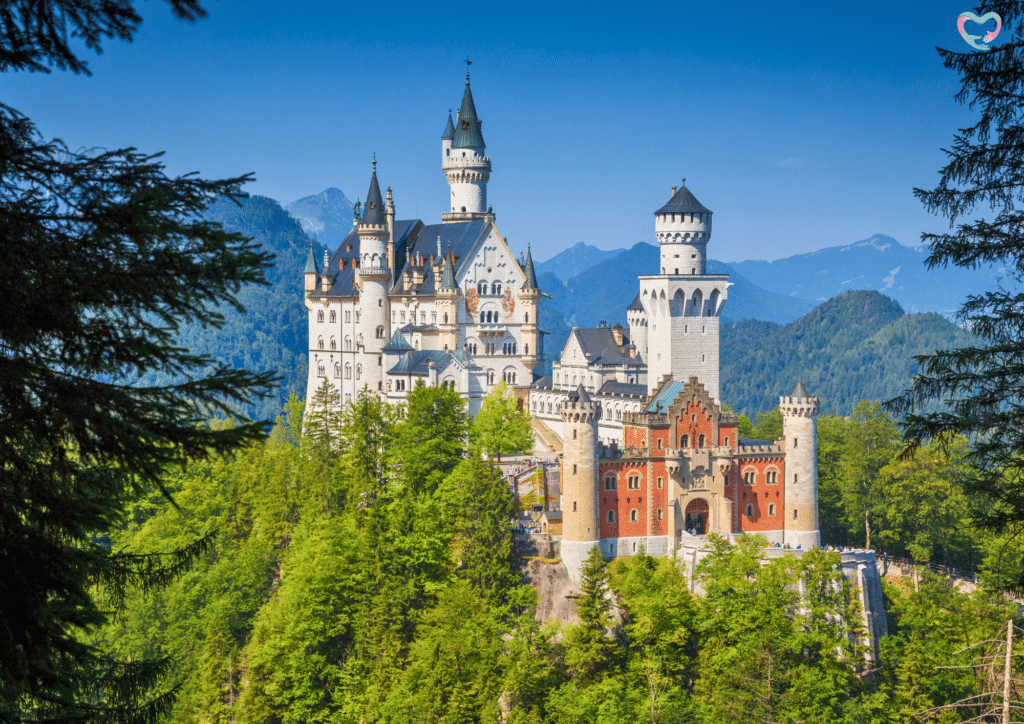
[958,11,1002,51]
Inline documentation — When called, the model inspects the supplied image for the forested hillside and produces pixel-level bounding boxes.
[721,290,974,416]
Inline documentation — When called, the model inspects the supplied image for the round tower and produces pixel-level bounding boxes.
[356,160,392,392]
[441,69,491,223]
[781,381,821,549]
[561,384,601,585]
[519,244,542,377]
[626,294,648,364]
[654,180,712,276]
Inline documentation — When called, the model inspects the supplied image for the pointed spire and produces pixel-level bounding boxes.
[440,242,457,291]
[441,110,455,140]
[521,243,539,291]
[452,68,485,149]
[362,157,385,226]
[304,243,319,274]
[791,380,811,398]
[574,383,592,405]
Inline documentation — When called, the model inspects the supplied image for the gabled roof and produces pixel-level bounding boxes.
[568,327,643,368]
[304,245,319,274]
[655,183,711,215]
[645,379,686,414]
[791,380,811,398]
[452,78,485,149]
[391,219,491,295]
[522,244,539,291]
[626,292,644,311]
[441,112,455,140]
[388,349,461,377]
[382,329,414,353]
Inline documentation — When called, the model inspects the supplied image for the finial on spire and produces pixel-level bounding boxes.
[682,177,686,185]
[465,58,472,82]
[323,249,329,270]
[372,153,377,173]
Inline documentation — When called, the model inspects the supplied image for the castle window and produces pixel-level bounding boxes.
[492,282,501,295]
[674,268,678,274]
[698,434,706,447]
[692,268,696,274]
[444,313,449,324]
[334,363,340,378]
[766,470,778,485]
[487,370,495,385]
[657,508,663,520]
[331,337,337,350]
[345,364,352,379]
[573,464,577,475]
[628,475,640,490]
[680,434,688,447]
[794,474,798,483]
[794,438,798,448]
[657,438,663,450]
[317,364,325,377]
[616,410,621,421]
[630,509,639,523]
[573,428,577,440]
[768,504,776,517]
[723,436,729,447]
[318,337,324,350]
[793,509,798,520]
[604,473,617,491]
[743,470,756,485]
[400,312,406,323]
[317,310,324,323]
[607,510,615,523]
[701,353,705,362]
[746,504,754,517]
[379,299,382,307]
[480,312,485,323]
[478,281,488,295]
[356,311,360,323]
[573,501,577,512]
[376,326,385,339]
[525,313,529,323]
[356,364,362,380]
[345,336,352,351]
[432,312,437,323]
[421,312,426,324]
[657,477,663,489]
[702,325,706,334]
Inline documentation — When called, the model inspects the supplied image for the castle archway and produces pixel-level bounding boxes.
[684,498,709,535]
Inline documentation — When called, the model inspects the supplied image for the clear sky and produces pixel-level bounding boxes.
[2,0,991,262]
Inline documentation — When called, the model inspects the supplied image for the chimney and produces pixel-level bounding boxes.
[671,185,677,195]
[611,323,624,347]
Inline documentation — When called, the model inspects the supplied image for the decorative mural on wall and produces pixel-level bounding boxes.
[501,287,515,317]
[465,288,479,316]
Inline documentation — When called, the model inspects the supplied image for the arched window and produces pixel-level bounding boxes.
[480,312,486,324]
[768,504,776,517]
[356,364,362,380]
[333,363,340,378]
[698,434,706,447]
[376,326,385,339]
[766,470,778,485]
[317,363,325,377]
[491,281,501,295]
[628,474,640,490]
[604,473,617,491]
[317,310,324,323]
[525,313,529,323]
[329,310,336,323]
[746,504,754,517]
[318,337,324,350]
[680,434,689,447]
[487,370,495,385]
[443,312,448,323]
[330,337,336,350]
[525,343,529,354]
[344,364,352,379]
[743,470,756,485]
[345,336,352,351]
[630,509,638,523]
[478,281,488,295]
[607,510,616,523]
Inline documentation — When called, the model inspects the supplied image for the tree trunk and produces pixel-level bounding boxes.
[864,507,871,550]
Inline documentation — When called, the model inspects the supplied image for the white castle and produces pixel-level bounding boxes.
[303,70,542,416]
[303,73,824,589]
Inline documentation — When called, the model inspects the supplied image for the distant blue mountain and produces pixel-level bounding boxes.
[285,188,355,250]
[728,234,1005,316]
[536,241,627,281]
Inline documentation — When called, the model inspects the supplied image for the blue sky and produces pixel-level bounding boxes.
[2,0,992,262]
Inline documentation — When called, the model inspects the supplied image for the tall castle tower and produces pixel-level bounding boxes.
[560,385,601,584]
[639,181,729,401]
[441,68,491,223]
[519,245,542,375]
[356,161,392,391]
[781,381,821,549]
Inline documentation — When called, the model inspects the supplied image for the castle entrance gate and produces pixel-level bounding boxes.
[685,498,709,535]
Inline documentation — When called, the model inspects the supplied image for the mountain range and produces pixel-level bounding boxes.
[285,188,355,250]
[164,192,982,419]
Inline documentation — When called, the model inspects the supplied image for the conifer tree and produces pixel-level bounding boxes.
[887,2,1024,542]
[0,2,276,720]
[564,546,615,682]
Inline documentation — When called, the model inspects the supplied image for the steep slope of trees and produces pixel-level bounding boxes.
[721,290,975,416]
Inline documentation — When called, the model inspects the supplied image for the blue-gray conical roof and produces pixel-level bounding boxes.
[452,77,485,149]
[441,112,455,140]
[656,182,711,215]
[362,165,385,226]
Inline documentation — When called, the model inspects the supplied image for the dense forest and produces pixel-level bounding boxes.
[88,380,1024,723]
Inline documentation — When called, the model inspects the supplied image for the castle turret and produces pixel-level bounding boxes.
[357,160,392,391]
[519,244,542,377]
[442,69,491,223]
[561,384,601,584]
[304,244,319,294]
[437,243,460,352]
[639,180,729,401]
[626,293,648,363]
[781,381,821,549]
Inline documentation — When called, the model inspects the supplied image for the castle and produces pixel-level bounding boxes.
[302,73,822,586]
[303,70,542,417]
